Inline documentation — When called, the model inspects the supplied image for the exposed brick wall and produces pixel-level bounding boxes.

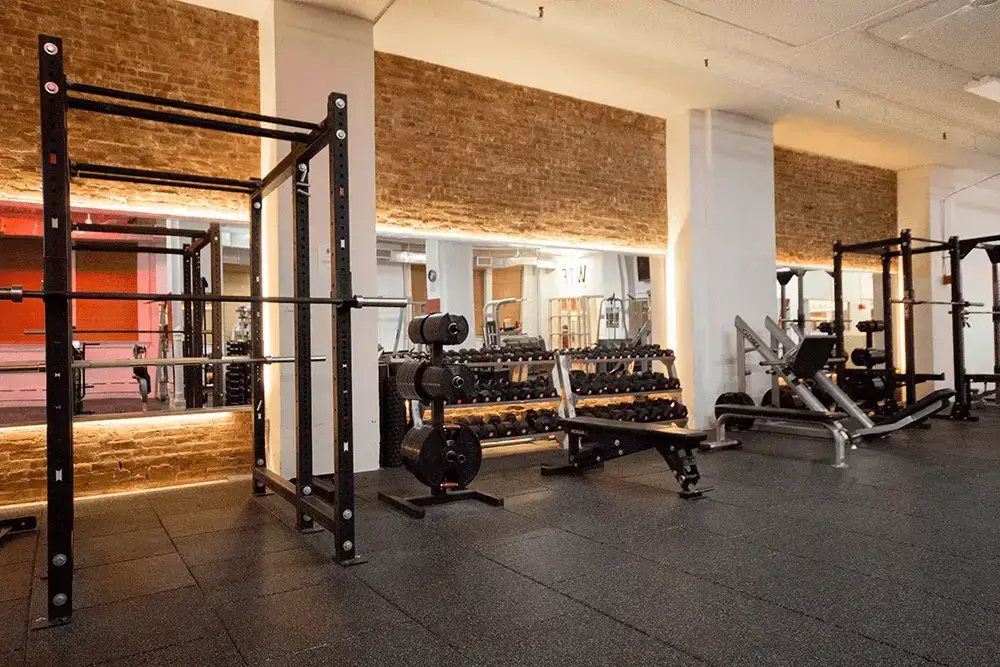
[0,410,251,506]
[775,148,897,269]
[375,53,667,249]
[0,0,260,219]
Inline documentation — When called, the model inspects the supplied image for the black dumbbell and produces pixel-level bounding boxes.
[623,408,637,421]
[609,408,625,421]
[488,414,503,425]
[482,424,497,439]
[468,415,485,426]
[636,407,651,422]
[514,420,531,435]
[673,403,688,419]
[502,412,518,423]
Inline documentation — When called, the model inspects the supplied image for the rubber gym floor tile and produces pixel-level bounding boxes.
[0,599,28,658]
[173,519,305,568]
[23,586,226,667]
[0,532,38,568]
[190,546,351,607]
[90,634,245,667]
[461,606,708,667]
[159,501,274,539]
[871,511,1000,560]
[620,525,778,576]
[472,526,622,585]
[257,622,475,667]
[72,552,195,610]
[426,504,557,549]
[816,577,1000,666]
[470,467,552,498]
[299,508,443,556]
[0,569,32,604]
[70,526,175,570]
[72,492,153,519]
[352,542,494,596]
[663,499,786,538]
[766,496,900,535]
[71,505,162,540]
[555,559,930,667]
[146,481,252,517]
[214,580,411,664]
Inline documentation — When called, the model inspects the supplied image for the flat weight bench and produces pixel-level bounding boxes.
[541,417,707,499]
[704,405,851,468]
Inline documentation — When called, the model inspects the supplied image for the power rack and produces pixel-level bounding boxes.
[0,35,409,627]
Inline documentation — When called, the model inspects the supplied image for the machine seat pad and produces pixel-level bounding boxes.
[558,417,707,445]
[716,404,846,422]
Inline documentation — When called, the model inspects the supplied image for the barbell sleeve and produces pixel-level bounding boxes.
[354,296,410,308]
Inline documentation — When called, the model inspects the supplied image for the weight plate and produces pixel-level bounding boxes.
[715,391,755,430]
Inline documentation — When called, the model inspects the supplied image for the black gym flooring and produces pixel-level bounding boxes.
[4,416,1000,667]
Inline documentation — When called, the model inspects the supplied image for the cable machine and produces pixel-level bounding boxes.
[0,35,409,627]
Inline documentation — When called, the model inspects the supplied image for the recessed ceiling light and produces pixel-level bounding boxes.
[966,76,1000,104]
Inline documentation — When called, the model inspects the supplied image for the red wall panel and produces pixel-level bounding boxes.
[0,237,44,344]
[0,239,138,344]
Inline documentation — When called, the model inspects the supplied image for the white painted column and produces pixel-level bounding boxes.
[666,110,776,427]
[899,165,1000,393]
[265,0,380,475]
[425,240,476,329]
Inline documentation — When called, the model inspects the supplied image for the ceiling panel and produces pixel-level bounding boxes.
[868,0,1000,76]
[661,0,910,46]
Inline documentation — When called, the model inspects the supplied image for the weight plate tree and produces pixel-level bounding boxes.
[2,35,408,627]
[379,313,504,518]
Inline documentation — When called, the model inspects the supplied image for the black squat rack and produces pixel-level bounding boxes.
[833,229,974,421]
[0,35,408,627]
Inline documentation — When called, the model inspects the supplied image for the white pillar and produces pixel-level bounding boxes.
[425,240,476,330]
[265,0,380,475]
[667,110,776,427]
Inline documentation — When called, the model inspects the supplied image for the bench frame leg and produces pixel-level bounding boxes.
[542,431,705,499]
[703,415,851,468]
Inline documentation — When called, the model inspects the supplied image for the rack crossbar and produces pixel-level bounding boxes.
[68,96,314,143]
[67,81,321,131]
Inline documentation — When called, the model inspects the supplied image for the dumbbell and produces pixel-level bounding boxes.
[514,420,531,435]
[673,403,689,419]
[635,406,651,422]
[496,419,514,437]
[502,412,518,423]
[488,414,503,426]
[623,408,637,421]
[481,424,498,439]
[609,408,625,421]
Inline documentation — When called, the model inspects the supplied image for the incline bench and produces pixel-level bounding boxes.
[541,417,707,498]
[704,404,851,468]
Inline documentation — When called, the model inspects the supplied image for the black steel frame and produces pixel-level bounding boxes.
[834,229,974,420]
[35,34,367,626]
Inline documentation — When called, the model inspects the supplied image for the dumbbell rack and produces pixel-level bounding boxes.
[410,356,563,448]
[408,350,686,450]
[556,351,685,425]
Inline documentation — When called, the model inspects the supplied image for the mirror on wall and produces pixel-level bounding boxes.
[775,265,881,366]
[0,207,252,425]
[375,235,655,354]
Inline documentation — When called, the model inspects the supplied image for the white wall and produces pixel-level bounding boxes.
[425,240,475,333]
[376,262,407,351]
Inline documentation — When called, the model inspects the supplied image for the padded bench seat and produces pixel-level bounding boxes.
[545,416,707,498]
[558,416,707,444]
[715,404,847,423]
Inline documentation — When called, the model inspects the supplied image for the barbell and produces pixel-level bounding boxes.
[0,285,409,309]
[0,355,326,374]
